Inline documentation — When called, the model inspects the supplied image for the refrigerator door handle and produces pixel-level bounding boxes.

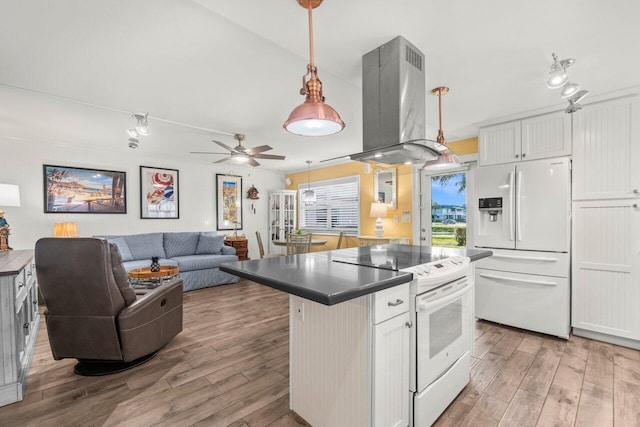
[479,273,557,287]
[509,171,515,242]
[516,170,522,242]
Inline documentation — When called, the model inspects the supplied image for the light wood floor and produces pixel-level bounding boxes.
[0,280,639,426]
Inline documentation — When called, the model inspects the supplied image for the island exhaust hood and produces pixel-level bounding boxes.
[348,36,449,165]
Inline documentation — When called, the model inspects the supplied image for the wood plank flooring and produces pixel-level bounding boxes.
[0,280,639,426]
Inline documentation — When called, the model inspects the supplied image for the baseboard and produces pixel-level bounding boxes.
[572,328,640,350]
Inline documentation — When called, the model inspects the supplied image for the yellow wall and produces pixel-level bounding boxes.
[285,137,478,250]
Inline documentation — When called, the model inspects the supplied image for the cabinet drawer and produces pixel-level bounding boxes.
[476,268,570,338]
[475,249,569,278]
[25,261,35,285]
[373,283,409,324]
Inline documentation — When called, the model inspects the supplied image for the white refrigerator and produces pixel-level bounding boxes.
[474,157,571,338]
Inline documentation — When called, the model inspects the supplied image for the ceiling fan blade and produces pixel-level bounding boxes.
[212,139,235,152]
[253,154,286,160]
[244,145,272,155]
[190,151,232,155]
[248,157,260,167]
[213,157,231,164]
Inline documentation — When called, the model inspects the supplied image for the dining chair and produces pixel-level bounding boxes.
[336,231,344,249]
[286,232,312,255]
[256,231,282,259]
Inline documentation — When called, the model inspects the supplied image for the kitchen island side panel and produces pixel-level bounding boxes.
[289,294,371,427]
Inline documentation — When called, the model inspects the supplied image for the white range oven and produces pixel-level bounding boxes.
[401,256,473,427]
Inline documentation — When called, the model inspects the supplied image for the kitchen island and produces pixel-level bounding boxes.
[221,244,491,427]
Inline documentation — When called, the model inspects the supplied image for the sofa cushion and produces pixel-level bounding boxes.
[108,243,137,306]
[121,258,178,271]
[195,233,225,255]
[123,233,166,260]
[107,237,134,262]
[171,254,238,271]
[164,232,200,258]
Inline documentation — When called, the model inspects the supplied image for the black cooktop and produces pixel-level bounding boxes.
[331,244,487,271]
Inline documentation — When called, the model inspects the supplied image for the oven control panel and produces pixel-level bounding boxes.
[401,256,470,291]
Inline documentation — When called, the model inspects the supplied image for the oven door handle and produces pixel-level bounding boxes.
[417,281,473,312]
[479,273,557,286]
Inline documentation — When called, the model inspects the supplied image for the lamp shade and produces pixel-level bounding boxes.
[370,202,388,219]
[0,184,21,207]
[53,222,79,237]
[284,101,345,136]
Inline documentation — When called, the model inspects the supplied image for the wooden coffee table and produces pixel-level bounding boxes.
[128,265,180,289]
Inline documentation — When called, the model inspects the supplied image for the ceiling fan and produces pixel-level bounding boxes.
[190,133,285,167]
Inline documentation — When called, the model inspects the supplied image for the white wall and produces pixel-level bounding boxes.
[0,137,284,260]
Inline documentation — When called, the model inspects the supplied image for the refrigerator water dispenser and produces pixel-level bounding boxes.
[478,197,503,222]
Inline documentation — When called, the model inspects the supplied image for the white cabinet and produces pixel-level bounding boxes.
[479,111,571,166]
[373,311,410,427]
[571,94,640,346]
[289,282,411,427]
[0,251,40,407]
[269,190,297,252]
[572,96,640,201]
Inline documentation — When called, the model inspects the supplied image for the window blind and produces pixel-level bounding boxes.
[299,175,359,234]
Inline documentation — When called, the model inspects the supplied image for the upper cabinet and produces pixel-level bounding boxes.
[572,96,640,201]
[479,111,571,166]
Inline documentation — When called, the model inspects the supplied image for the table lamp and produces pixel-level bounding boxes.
[53,222,79,237]
[0,184,21,251]
[370,202,387,238]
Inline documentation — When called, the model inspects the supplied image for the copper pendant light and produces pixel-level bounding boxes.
[283,0,345,137]
[424,86,461,171]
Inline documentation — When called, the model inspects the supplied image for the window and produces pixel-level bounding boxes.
[299,175,359,234]
[430,172,467,247]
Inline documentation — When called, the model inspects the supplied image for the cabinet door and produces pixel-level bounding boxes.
[479,121,521,166]
[572,200,640,339]
[573,96,640,200]
[373,312,410,427]
[521,111,572,161]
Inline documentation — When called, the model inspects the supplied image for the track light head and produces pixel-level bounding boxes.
[127,128,139,138]
[133,113,149,136]
[560,82,581,98]
[128,137,139,149]
[546,53,575,89]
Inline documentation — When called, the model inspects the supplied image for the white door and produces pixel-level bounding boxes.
[572,199,640,340]
[373,312,410,427]
[479,121,522,166]
[474,163,515,249]
[515,158,570,252]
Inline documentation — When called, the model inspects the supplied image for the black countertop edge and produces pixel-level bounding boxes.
[220,265,413,306]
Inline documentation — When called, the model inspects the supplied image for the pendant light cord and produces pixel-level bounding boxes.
[307,2,315,69]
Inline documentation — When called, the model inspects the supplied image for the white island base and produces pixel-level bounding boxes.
[289,283,412,427]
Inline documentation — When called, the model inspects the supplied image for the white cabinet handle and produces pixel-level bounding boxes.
[479,273,557,286]
[405,321,413,328]
[387,299,404,307]
[492,254,558,262]
[633,189,639,195]
[509,171,515,242]
[516,170,522,242]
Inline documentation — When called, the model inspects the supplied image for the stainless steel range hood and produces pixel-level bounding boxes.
[349,36,442,165]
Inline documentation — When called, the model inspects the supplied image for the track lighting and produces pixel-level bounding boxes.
[128,138,139,149]
[560,82,581,98]
[127,128,139,138]
[565,89,590,114]
[134,113,150,136]
[546,53,575,89]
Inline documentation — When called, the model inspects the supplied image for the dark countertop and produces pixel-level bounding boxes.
[0,250,34,276]
[221,244,492,306]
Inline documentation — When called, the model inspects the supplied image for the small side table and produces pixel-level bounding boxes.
[128,265,180,290]
[224,236,250,261]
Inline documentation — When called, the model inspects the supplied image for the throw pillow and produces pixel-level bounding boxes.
[106,237,133,262]
[196,233,225,255]
[164,232,200,258]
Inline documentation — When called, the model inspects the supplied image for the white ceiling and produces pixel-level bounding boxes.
[1,0,639,172]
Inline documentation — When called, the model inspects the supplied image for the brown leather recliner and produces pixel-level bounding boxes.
[35,237,183,375]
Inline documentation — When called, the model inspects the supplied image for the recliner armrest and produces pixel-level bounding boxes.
[118,278,183,330]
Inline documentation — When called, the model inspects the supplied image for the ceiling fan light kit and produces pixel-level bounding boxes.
[546,52,589,113]
[190,133,286,167]
[283,0,345,137]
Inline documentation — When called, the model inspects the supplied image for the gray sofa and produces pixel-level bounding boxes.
[99,232,239,292]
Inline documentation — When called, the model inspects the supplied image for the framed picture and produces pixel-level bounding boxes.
[216,174,242,231]
[43,164,127,214]
[140,166,179,219]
